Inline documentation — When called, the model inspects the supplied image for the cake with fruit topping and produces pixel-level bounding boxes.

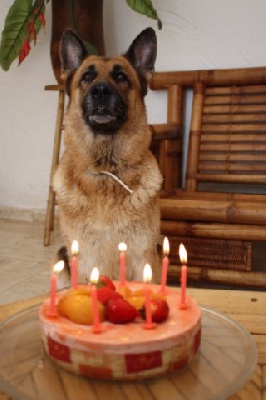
[39,276,201,380]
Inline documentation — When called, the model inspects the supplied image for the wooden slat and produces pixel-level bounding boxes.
[202,113,266,124]
[206,85,266,96]
[160,198,266,225]
[168,264,266,287]
[198,163,266,173]
[150,123,181,141]
[205,94,266,106]
[194,173,266,184]
[202,123,266,132]
[204,104,266,115]
[199,153,266,161]
[161,219,266,240]
[150,66,266,90]
[201,133,266,142]
[44,84,64,91]
[200,144,266,152]
[165,189,266,202]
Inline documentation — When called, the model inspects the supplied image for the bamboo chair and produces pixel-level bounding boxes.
[150,66,266,288]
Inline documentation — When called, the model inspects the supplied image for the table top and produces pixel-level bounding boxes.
[0,287,265,400]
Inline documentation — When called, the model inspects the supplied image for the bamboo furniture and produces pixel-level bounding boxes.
[43,67,266,287]
[43,84,65,246]
[0,288,265,399]
[150,66,266,288]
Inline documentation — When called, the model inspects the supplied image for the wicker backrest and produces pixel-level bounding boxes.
[150,67,266,195]
[186,80,266,193]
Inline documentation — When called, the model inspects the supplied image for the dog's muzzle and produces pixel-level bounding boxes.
[83,82,127,133]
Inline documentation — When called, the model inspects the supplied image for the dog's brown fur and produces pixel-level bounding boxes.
[54,28,162,283]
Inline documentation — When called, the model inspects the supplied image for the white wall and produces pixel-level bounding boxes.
[1,0,266,215]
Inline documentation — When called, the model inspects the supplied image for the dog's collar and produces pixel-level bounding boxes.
[91,170,133,194]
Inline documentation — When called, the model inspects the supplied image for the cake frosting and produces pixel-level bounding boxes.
[39,282,201,380]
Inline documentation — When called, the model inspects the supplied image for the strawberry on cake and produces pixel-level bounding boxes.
[39,275,201,380]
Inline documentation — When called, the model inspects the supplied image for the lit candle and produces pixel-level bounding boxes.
[179,243,188,309]
[90,267,102,334]
[160,237,170,293]
[143,264,156,330]
[71,240,78,289]
[49,260,64,316]
[118,242,127,287]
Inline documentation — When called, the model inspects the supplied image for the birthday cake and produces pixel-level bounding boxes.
[39,278,201,380]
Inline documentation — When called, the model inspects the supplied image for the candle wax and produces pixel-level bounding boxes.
[91,285,101,334]
[49,273,57,316]
[160,255,169,293]
[119,251,126,287]
[143,286,156,330]
[180,264,188,309]
[71,254,78,289]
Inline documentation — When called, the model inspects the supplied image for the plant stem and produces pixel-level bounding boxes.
[68,0,76,31]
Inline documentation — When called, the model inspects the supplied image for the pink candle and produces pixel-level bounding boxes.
[118,242,127,287]
[49,261,64,316]
[179,244,188,309]
[71,240,78,289]
[90,267,102,334]
[143,264,156,330]
[160,237,169,293]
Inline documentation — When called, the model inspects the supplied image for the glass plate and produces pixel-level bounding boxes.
[0,305,257,400]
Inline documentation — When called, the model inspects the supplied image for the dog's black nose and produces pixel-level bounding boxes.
[91,83,112,98]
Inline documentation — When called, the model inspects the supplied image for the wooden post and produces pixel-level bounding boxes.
[185,82,205,191]
[165,85,183,190]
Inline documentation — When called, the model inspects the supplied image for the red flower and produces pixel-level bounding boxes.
[125,351,162,373]
[38,12,46,31]
[27,19,37,44]
[18,37,31,65]
[47,337,71,363]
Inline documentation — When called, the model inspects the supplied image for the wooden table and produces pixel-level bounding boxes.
[0,288,265,400]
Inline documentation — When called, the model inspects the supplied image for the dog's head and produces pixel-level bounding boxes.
[60,28,157,135]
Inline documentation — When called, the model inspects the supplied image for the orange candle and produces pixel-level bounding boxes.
[49,261,64,316]
[90,267,102,334]
[143,264,156,330]
[71,240,78,289]
[160,237,169,293]
[118,242,127,287]
[179,243,188,309]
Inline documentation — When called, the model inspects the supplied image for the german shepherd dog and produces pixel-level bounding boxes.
[54,28,162,285]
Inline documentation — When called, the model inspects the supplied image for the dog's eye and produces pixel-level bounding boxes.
[116,72,127,82]
[113,71,128,83]
[82,67,97,82]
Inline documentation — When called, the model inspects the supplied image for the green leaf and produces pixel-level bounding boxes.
[126,0,162,29]
[0,0,45,71]
[83,40,98,56]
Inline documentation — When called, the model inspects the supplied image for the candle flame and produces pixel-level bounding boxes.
[118,242,127,252]
[90,267,99,284]
[179,243,187,264]
[143,264,152,283]
[163,237,170,255]
[53,260,64,273]
[71,240,79,255]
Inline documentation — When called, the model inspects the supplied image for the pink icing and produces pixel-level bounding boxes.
[39,282,201,355]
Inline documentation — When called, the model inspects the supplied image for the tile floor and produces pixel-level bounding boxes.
[0,219,63,305]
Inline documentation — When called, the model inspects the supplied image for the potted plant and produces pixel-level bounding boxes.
[0,0,161,82]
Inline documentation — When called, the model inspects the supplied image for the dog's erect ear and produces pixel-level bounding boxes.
[125,27,157,95]
[60,29,87,76]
